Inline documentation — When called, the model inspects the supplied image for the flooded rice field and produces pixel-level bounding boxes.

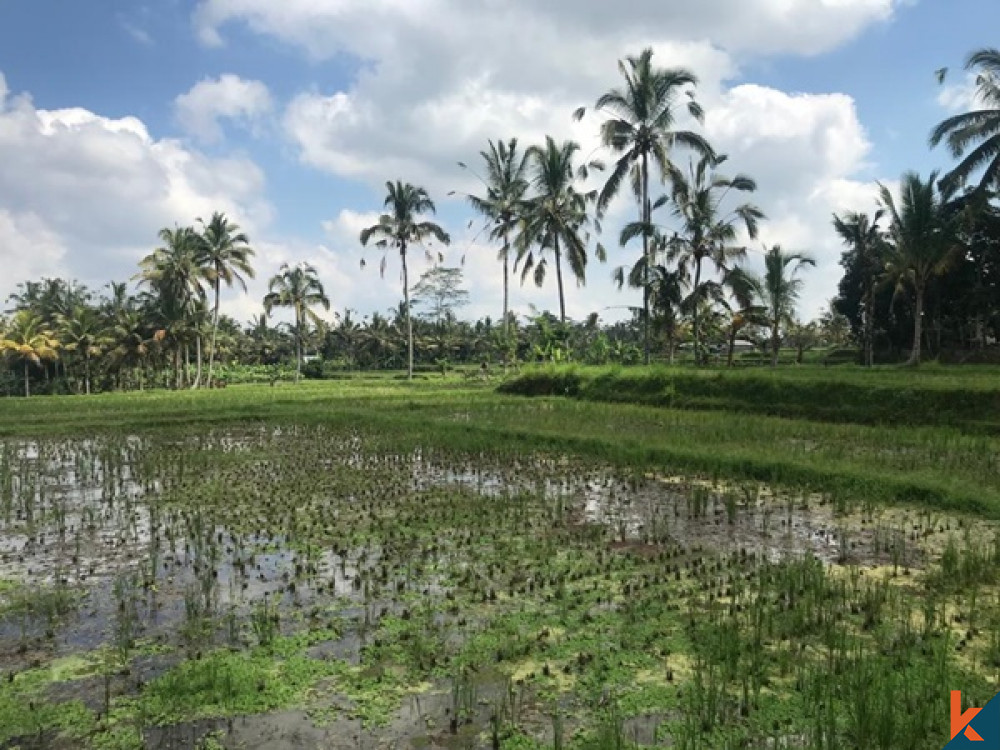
[0,425,997,749]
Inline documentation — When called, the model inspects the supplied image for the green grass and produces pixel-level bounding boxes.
[499,364,1000,433]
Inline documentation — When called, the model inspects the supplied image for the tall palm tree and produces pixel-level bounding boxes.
[0,311,60,397]
[760,245,816,367]
[578,47,713,363]
[667,154,765,364]
[878,172,959,366]
[517,136,599,323]
[57,305,110,394]
[832,211,884,367]
[360,181,451,380]
[137,226,209,387]
[931,48,1000,195]
[721,267,767,368]
[462,139,530,339]
[263,263,331,383]
[197,212,255,387]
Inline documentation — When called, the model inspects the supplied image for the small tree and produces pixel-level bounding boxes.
[0,311,60,397]
[411,267,470,325]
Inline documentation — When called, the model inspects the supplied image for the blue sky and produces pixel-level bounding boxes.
[0,0,993,324]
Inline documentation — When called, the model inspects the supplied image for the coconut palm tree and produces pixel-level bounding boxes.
[878,172,959,366]
[578,47,713,363]
[931,49,1000,195]
[196,212,255,387]
[0,310,60,397]
[832,210,884,367]
[108,308,152,390]
[137,226,209,387]
[360,181,451,380]
[666,154,765,364]
[263,263,331,383]
[721,267,767,368]
[57,305,110,394]
[461,139,530,339]
[760,245,816,366]
[517,136,600,323]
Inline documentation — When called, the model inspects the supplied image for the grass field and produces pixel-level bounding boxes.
[1,368,999,748]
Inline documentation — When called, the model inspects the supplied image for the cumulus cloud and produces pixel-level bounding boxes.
[194,0,898,60]
[174,74,273,144]
[935,71,991,114]
[0,75,273,315]
[4,0,909,326]
[213,0,897,318]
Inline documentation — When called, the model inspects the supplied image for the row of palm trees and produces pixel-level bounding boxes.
[830,48,1000,365]
[11,45,994,388]
[420,48,815,371]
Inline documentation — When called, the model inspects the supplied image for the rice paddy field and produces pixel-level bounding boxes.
[2,367,1000,749]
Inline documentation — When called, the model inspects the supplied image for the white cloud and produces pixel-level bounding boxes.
[174,74,273,144]
[5,0,909,327]
[254,0,896,320]
[194,0,899,61]
[936,71,991,113]
[0,76,273,313]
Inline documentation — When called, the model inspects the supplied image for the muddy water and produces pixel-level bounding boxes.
[0,429,926,748]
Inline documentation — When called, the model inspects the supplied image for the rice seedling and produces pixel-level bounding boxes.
[0,378,998,747]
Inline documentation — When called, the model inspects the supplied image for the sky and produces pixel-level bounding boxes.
[0,0,996,327]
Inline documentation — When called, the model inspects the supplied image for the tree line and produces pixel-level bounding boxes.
[3,47,1000,394]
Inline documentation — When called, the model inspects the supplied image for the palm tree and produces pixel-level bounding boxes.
[878,172,959,365]
[667,154,765,364]
[462,139,530,339]
[360,181,451,380]
[0,311,60,397]
[760,245,816,366]
[108,307,152,390]
[263,263,331,383]
[931,49,1000,195]
[832,211,884,367]
[612,231,688,364]
[517,137,599,323]
[137,226,209,387]
[57,305,110,394]
[578,47,713,363]
[721,267,767,368]
[197,212,255,387]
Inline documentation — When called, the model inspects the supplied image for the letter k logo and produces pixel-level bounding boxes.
[953,691,985,741]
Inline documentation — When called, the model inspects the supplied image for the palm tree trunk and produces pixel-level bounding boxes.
[727,327,737,368]
[207,278,221,387]
[667,331,675,365]
[641,153,651,365]
[692,258,703,366]
[402,246,413,380]
[864,281,874,367]
[192,336,203,389]
[908,283,924,366]
[502,236,510,339]
[295,309,302,384]
[84,353,91,396]
[23,363,30,398]
[771,320,780,367]
[554,237,566,324]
